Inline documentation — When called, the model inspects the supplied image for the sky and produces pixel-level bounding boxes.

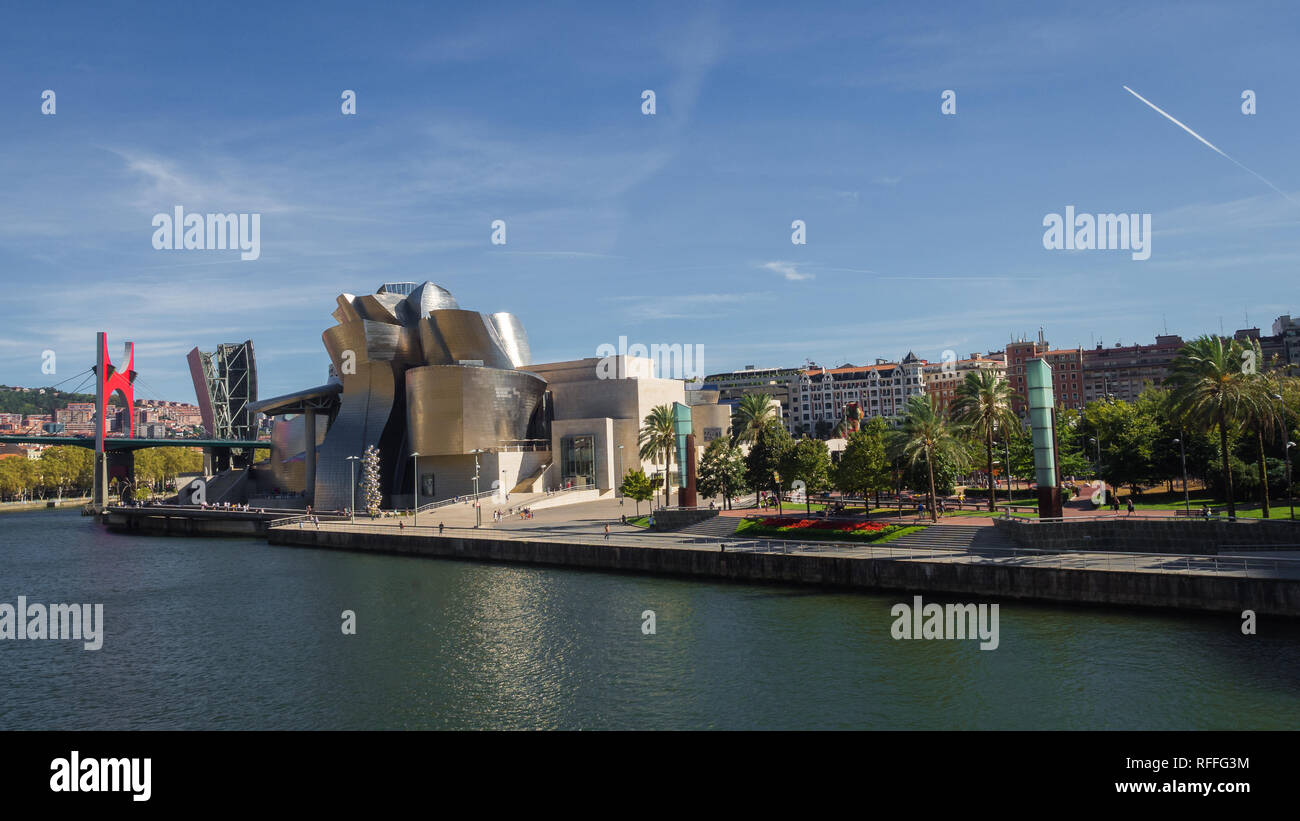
[1,1,1298,402]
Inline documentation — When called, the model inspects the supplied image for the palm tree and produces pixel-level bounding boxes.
[732,393,778,444]
[951,369,1019,512]
[1166,335,1260,519]
[1239,352,1283,517]
[638,404,676,508]
[896,395,971,522]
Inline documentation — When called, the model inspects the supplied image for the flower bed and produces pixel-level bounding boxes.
[738,517,912,543]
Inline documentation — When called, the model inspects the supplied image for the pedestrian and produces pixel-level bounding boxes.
[604,523,610,541]
[1126,498,1134,516]
[439,521,444,534]
[399,519,404,530]
[1200,504,1210,520]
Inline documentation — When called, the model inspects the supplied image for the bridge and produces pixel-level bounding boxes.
[0,435,263,451]
[8,332,267,512]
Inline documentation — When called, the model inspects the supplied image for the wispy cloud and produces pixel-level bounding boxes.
[762,261,813,281]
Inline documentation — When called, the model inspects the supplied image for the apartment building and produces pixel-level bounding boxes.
[1005,333,1085,415]
[793,353,928,434]
[1081,334,1184,404]
[923,353,1008,414]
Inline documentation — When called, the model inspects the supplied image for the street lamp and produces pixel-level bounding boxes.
[1003,436,1012,505]
[471,449,483,527]
[345,455,360,523]
[410,452,420,526]
[1274,393,1293,520]
[1173,438,1189,514]
[1287,441,1296,521]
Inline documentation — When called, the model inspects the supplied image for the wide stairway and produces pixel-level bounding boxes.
[673,515,742,539]
[886,523,1017,553]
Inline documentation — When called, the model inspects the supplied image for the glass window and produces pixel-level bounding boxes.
[561,435,596,487]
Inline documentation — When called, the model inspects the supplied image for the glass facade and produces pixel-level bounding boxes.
[561,435,595,487]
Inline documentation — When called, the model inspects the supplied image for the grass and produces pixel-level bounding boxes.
[626,515,649,527]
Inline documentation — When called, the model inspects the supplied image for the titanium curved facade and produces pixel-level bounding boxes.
[256,281,549,510]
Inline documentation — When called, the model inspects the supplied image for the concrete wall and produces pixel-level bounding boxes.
[996,517,1300,555]
[267,527,1300,617]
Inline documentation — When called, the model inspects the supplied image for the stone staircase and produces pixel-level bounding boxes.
[886,524,1016,553]
[673,515,742,539]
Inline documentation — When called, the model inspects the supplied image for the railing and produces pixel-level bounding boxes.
[265,519,1300,578]
[1004,512,1300,524]
[267,511,350,528]
[414,488,500,515]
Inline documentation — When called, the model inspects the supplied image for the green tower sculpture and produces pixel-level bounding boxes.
[1026,358,1063,518]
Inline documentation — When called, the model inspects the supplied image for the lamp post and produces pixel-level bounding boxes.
[616,445,624,500]
[1003,436,1012,505]
[1274,393,1293,520]
[471,449,483,528]
[1287,442,1296,521]
[346,455,359,523]
[1089,436,1104,504]
[410,452,420,526]
[1173,437,1189,514]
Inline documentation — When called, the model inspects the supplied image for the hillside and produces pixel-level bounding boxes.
[0,385,115,416]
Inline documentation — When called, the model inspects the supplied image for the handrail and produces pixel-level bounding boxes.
[268,520,1300,577]
[415,488,498,514]
[1003,512,1300,525]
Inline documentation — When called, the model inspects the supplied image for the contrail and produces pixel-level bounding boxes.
[1123,85,1298,205]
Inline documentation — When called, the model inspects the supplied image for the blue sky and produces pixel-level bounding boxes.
[2,1,1298,402]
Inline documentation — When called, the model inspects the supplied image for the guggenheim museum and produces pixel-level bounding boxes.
[242,282,729,511]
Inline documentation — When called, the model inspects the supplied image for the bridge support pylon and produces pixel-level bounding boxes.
[92,332,136,512]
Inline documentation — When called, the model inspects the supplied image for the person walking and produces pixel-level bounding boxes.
[438,521,444,534]
[604,523,610,541]
[1126,498,1135,516]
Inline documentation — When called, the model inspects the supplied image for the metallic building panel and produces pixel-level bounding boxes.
[269,412,328,494]
[427,310,514,369]
[404,282,460,321]
[356,293,405,325]
[407,366,546,456]
[332,294,362,325]
[489,312,532,367]
[314,361,399,511]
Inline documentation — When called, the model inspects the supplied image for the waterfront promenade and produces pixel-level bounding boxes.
[267,498,1300,616]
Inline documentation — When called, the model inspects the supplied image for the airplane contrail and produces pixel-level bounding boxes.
[1123,85,1298,205]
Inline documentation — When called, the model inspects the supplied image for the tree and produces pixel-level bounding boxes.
[1239,351,1283,517]
[1166,336,1260,518]
[896,395,971,522]
[834,424,890,506]
[731,393,778,445]
[745,420,792,513]
[697,438,747,509]
[361,444,382,516]
[951,369,1019,511]
[619,468,654,516]
[780,437,832,514]
[1080,397,1159,494]
[638,404,677,508]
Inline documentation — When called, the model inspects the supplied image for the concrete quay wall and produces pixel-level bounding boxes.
[995,517,1300,555]
[268,527,1300,617]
